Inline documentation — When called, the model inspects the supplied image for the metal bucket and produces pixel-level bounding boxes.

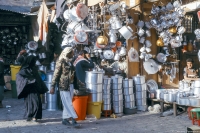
[132,75,145,84]
[86,83,103,93]
[124,101,135,108]
[123,79,133,88]
[123,87,134,95]
[88,92,102,102]
[85,71,104,84]
[112,89,123,95]
[135,84,147,92]
[136,91,146,99]
[136,98,147,105]
[46,93,58,111]
[111,75,123,84]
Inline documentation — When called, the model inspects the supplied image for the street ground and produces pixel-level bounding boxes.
[0,91,195,133]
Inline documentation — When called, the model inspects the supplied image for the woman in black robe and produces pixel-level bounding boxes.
[16,54,48,121]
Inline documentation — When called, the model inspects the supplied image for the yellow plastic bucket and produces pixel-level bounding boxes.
[87,102,102,119]
[10,65,21,81]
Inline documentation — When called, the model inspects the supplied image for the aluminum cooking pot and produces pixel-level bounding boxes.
[136,91,146,99]
[124,101,135,108]
[103,84,111,90]
[112,89,122,95]
[102,104,111,110]
[124,94,135,102]
[113,106,123,113]
[103,77,111,84]
[86,83,103,93]
[88,93,102,102]
[193,80,200,88]
[132,74,145,84]
[113,100,123,107]
[112,83,122,89]
[102,89,110,94]
[103,98,111,104]
[123,78,134,88]
[111,75,123,84]
[103,94,111,99]
[103,50,114,60]
[123,87,134,95]
[113,94,123,101]
[85,71,104,84]
[136,98,147,105]
[46,72,54,82]
[118,26,133,40]
[97,35,108,45]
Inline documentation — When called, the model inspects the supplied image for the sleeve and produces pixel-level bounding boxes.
[0,62,4,75]
[183,67,187,77]
[51,60,62,88]
[82,59,94,68]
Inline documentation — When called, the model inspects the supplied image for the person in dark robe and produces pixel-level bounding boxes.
[0,56,5,108]
[16,54,48,122]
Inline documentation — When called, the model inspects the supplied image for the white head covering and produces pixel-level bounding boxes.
[58,47,73,62]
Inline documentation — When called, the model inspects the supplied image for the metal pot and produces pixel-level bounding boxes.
[156,89,165,99]
[102,104,111,110]
[193,80,200,88]
[137,105,147,111]
[136,91,146,99]
[123,87,134,95]
[102,89,110,94]
[124,101,135,108]
[103,84,111,90]
[86,83,103,93]
[38,65,47,73]
[135,84,147,92]
[136,98,147,105]
[112,83,122,89]
[103,50,114,60]
[193,88,200,95]
[123,78,133,88]
[103,94,111,99]
[50,61,56,71]
[46,72,54,82]
[164,93,169,101]
[118,26,133,40]
[113,106,123,113]
[103,78,111,84]
[89,93,102,102]
[179,97,190,105]
[113,94,123,101]
[85,71,104,84]
[132,74,145,84]
[124,94,135,102]
[112,89,123,95]
[113,100,123,107]
[189,97,200,106]
[111,75,123,84]
[103,98,111,104]
[46,93,58,111]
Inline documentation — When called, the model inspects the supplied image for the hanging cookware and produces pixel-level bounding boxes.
[74,30,88,43]
[156,53,167,63]
[119,47,126,56]
[143,59,159,74]
[118,26,133,40]
[132,74,145,84]
[146,79,158,93]
[168,26,177,34]
[156,38,164,47]
[97,31,108,45]
[27,41,38,50]
[103,50,114,60]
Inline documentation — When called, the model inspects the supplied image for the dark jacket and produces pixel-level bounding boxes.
[0,61,5,86]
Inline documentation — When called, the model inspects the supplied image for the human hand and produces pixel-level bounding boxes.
[85,53,90,59]
[20,50,26,55]
[50,88,55,94]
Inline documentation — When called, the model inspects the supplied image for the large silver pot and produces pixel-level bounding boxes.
[123,78,133,88]
[136,91,146,99]
[135,84,147,92]
[85,71,104,84]
[123,87,134,95]
[124,101,135,108]
[113,100,123,106]
[46,93,58,111]
[156,89,165,99]
[103,77,111,84]
[136,98,147,105]
[103,84,111,90]
[46,72,54,82]
[112,89,123,95]
[193,80,200,88]
[132,75,145,84]
[102,104,111,110]
[112,83,122,89]
[111,75,123,84]
[193,88,200,95]
[124,94,135,102]
[179,97,190,105]
[189,97,200,106]
[50,61,56,71]
[86,83,103,93]
[102,89,110,94]
[113,94,123,101]
[38,65,47,73]
[137,105,147,111]
[103,98,111,104]
[89,93,102,102]
[103,94,111,99]
[113,106,123,113]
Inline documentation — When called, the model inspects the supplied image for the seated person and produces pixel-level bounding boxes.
[183,58,199,80]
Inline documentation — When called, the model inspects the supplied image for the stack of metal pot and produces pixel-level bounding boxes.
[44,72,58,111]
[111,75,123,114]
[191,80,200,96]
[132,74,147,111]
[102,77,111,111]
[123,78,135,112]
[85,71,104,102]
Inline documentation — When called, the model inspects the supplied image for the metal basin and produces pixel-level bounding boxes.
[88,93,102,102]
[136,98,147,105]
[113,100,123,106]
[132,75,145,84]
[113,106,123,113]
[113,94,123,101]
[135,84,146,92]
[112,89,123,95]
[86,83,103,93]
[136,91,146,99]
[124,101,135,108]
[112,83,122,89]
[111,75,123,84]
[103,98,111,104]
[123,79,134,88]
[85,71,104,84]
[103,78,111,84]
[124,94,135,102]
[123,87,134,95]
[102,89,110,94]
[103,84,111,90]
[102,104,111,110]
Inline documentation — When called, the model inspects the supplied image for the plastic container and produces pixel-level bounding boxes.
[87,102,102,119]
[188,107,196,120]
[10,65,21,81]
[72,96,88,121]
[11,80,17,98]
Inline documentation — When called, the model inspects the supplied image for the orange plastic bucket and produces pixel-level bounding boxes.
[72,96,88,121]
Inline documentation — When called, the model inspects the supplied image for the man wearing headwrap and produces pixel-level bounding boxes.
[183,58,199,81]
[50,47,79,127]
[16,55,48,122]
[0,56,5,108]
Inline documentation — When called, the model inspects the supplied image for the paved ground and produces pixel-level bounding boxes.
[0,91,195,133]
